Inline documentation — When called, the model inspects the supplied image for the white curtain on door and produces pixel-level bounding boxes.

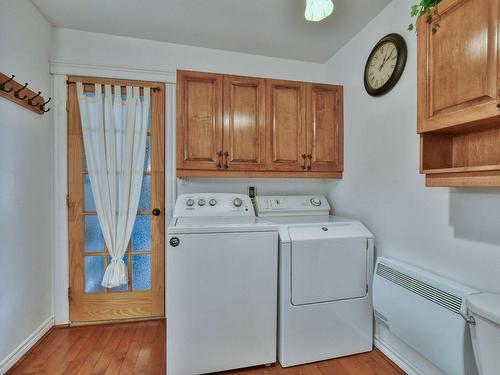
[77,83,151,288]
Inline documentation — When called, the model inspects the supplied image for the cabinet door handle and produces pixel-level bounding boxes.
[307,154,312,170]
[217,151,223,168]
[301,154,307,170]
[224,152,229,169]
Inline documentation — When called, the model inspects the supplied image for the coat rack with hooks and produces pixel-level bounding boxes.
[0,72,51,115]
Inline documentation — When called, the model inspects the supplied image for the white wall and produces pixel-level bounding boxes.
[51,28,327,82]
[51,28,336,199]
[325,0,500,373]
[0,0,53,367]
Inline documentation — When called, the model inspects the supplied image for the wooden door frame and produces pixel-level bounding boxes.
[67,75,165,324]
[51,68,175,326]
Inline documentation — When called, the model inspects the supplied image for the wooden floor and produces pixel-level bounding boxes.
[8,320,404,375]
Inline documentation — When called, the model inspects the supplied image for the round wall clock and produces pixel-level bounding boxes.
[364,33,407,96]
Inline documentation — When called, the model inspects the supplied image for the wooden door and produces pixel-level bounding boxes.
[223,75,266,171]
[306,83,343,172]
[68,77,165,323]
[176,70,223,170]
[417,0,500,133]
[266,79,307,171]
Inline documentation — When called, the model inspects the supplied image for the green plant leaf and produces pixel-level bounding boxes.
[408,0,442,33]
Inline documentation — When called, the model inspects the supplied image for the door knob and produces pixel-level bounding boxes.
[152,208,161,216]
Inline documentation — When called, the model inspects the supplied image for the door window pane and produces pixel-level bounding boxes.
[132,254,151,291]
[144,136,151,172]
[84,175,96,211]
[85,256,105,293]
[131,215,151,251]
[85,215,104,252]
[138,175,151,211]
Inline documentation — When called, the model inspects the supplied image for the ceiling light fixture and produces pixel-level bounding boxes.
[304,0,334,22]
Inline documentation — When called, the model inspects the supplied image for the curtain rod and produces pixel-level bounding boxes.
[66,80,161,91]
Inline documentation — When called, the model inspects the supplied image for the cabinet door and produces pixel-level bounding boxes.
[306,83,343,172]
[176,70,223,170]
[417,0,500,133]
[266,79,307,171]
[223,75,266,170]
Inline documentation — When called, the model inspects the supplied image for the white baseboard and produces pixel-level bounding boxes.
[0,316,54,374]
[375,335,425,375]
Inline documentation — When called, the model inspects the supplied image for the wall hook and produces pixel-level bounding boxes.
[14,82,29,100]
[40,97,51,113]
[28,91,41,106]
[0,74,15,92]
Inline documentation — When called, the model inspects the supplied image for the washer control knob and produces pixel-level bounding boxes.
[310,197,322,206]
[233,197,243,207]
[209,199,217,206]
[198,199,206,206]
[186,199,195,207]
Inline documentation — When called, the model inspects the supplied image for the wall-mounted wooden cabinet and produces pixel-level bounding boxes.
[176,71,223,171]
[177,70,343,179]
[418,0,500,187]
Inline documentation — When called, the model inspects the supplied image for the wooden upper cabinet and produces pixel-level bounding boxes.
[176,70,344,178]
[223,75,266,170]
[306,83,343,172]
[176,70,223,170]
[417,0,500,133]
[266,79,307,171]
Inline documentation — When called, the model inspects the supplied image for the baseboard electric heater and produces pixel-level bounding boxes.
[373,257,479,375]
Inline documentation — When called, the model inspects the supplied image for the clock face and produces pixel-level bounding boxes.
[366,42,398,90]
[364,34,407,96]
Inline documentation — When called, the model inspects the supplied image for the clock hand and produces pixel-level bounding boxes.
[378,48,395,71]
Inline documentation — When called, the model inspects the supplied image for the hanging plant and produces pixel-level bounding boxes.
[408,0,442,34]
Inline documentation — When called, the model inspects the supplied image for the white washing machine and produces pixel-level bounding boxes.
[255,195,374,367]
[166,193,278,375]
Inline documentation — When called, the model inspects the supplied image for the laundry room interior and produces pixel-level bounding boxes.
[2,0,500,374]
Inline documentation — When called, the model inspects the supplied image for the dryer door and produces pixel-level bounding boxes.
[289,223,368,305]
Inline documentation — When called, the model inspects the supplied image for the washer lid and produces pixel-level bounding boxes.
[467,293,500,325]
[290,224,368,305]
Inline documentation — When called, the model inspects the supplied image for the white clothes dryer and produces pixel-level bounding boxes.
[255,195,374,367]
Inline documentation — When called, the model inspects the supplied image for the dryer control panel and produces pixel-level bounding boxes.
[255,195,331,217]
[174,193,254,217]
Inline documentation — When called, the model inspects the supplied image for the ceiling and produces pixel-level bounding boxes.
[32,0,391,63]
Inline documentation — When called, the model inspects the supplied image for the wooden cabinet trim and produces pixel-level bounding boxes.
[177,169,342,179]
